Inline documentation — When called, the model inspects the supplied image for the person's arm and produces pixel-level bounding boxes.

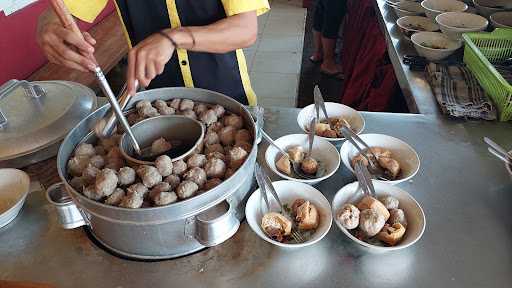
[126,11,257,94]
[37,8,97,72]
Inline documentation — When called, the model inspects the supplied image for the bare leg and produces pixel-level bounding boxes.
[320,36,342,76]
[310,30,323,62]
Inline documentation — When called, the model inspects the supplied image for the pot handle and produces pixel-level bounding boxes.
[190,198,240,247]
[46,182,89,229]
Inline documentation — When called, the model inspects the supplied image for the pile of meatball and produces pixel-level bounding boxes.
[67,98,253,209]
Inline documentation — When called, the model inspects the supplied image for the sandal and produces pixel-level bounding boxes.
[309,55,323,65]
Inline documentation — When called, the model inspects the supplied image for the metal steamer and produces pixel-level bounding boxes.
[56,87,258,259]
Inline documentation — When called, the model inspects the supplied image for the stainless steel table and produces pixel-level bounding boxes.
[372,0,440,115]
[1,107,511,288]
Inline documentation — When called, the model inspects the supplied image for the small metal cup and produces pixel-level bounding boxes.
[46,182,86,229]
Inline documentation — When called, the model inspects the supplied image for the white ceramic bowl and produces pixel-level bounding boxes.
[0,168,30,229]
[490,11,512,28]
[396,16,440,40]
[245,180,333,248]
[297,102,365,142]
[473,0,512,18]
[392,1,425,18]
[436,12,488,40]
[421,0,468,20]
[411,31,463,61]
[265,134,341,185]
[331,181,426,252]
[339,133,420,185]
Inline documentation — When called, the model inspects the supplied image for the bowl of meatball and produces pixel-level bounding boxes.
[297,102,365,142]
[245,180,333,248]
[332,181,425,252]
[339,134,420,185]
[265,134,341,185]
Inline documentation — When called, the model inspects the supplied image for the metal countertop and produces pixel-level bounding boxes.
[1,107,511,288]
[373,0,440,115]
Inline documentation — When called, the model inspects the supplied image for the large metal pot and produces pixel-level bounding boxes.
[56,87,257,259]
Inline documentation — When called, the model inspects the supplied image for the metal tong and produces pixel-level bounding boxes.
[313,85,333,130]
[254,163,305,243]
[49,0,141,155]
[354,161,376,197]
[340,126,391,181]
[484,137,512,166]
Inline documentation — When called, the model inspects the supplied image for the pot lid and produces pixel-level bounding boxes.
[0,80,97,161]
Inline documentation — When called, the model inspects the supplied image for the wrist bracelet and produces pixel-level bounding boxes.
[158,30,178,48]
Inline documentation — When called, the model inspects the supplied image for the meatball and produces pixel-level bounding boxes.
[204,178,222,190]
[176,180,199,200]
[359,209,386,237]
[357,196,390,221]
[219,126,236,146]
[119,193,144,209]
[149,182,171,199]
[153,191,178,206]
[136,100,152,110]
[180,109,197,120]
[118,167,136,186]
[158,106,176,115]
[379,195,399,210]
[75,143,96,158]
[105,188,125,206]
[293,200,319,230]
[164,174,181,190]
[172,160,188,175]
[136,165,162,188]
[68,156,90,177]
[212,104,225,118]
[184,167,207,187]
[287,146,305,163]
[301,157,318,175]
[235,141,252,153]
[138,105,159,118]
[82,165,100,184]
[223,115,243,129]
[224,168,235,179]
[388,208,408,228]
[153,100,167,110]
[155,155,173,177]
[127,183,149,197]
[377,223,406,246]
[207,151,226,161]
[179,99,194,111]
[207,121,224,133]
[95,168,118,198]
[69,177,86,192]
[83,185,102,200]
[194,103,208,115]
[205,143,225,155]
[151,137,172,155]
[105,157,124,171]
[205,158,226,178]
[337,204,360,230]
[204,131,220,145]
[235,129,251,144]
[187,154,207,168]
[169,98,181,110]
[89,155,105,169]
[228,146,248,169]
[200,109,218,126]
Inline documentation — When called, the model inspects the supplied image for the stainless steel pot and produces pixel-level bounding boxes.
[56,87,257,259]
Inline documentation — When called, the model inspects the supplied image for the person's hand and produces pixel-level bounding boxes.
[37,22,97,72]
[127,30,176,95]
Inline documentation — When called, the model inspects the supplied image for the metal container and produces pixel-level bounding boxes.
[56,87,257,259]
[45,182,87,229]
[0,80,97,168]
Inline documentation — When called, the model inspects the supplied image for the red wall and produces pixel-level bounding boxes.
[0,0,115,85]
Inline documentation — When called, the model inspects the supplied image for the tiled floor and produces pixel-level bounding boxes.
[245,0,306,108]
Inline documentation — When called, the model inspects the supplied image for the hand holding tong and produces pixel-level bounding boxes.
[49,0,141,155]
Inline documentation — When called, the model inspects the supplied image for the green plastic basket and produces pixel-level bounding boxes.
[463,28,512,121]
